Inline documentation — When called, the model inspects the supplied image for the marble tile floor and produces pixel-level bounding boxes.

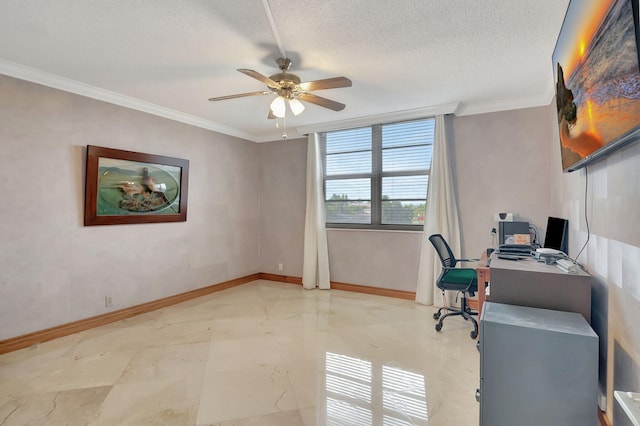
[0,280,480,425]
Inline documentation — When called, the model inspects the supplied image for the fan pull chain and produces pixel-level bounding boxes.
[274,116,287,141]
[281,115,288,141]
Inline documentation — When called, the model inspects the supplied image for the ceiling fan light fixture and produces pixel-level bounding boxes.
[270,96,286,118]
[288,98,305,116]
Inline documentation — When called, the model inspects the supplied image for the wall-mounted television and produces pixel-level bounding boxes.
[553,0,640,172]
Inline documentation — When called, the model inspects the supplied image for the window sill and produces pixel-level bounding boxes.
[325,227,423,234]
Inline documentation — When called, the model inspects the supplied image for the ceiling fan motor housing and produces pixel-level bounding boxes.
[269,72,301,86]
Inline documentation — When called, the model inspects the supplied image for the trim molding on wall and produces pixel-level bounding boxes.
[258,273,303,285]
[0,273,416,355]
[598,409,612,426]
[330,281,416,300]
[296,103,460,135]
[0,273,260,355]
[258,273,417,300]
[0,59,256,142]
[454,91,554,117]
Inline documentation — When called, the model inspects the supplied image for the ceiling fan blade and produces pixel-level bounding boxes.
[298,77,352,91]
[238,69,279,87]
[208,91,270,101]
[267,110,276,119]
[298,93,346,111]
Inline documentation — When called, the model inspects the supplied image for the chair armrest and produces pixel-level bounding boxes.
[458,258,480,263]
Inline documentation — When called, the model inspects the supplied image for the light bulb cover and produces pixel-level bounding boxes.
[270,96,286,118]
[288,98,305,116]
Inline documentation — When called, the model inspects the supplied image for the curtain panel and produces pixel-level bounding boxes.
[416,115,461,306]
[302,133,331,289]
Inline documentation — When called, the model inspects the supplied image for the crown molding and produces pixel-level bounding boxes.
[294,91,556,136]
[1,59,555,141]
[295,103,460,135]
[455,90,554,117]
[0,58,260,142]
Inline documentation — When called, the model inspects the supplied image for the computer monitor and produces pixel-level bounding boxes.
[499,221,530,245]
[544,217,568,253]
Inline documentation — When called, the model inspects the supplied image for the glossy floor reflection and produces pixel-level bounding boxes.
[0,280,480,425]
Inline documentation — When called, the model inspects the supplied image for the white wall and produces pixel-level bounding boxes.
[0,75,261,340]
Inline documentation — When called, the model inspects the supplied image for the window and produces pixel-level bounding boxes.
[321,118,434,230]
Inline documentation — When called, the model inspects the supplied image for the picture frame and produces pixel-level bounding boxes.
[84,145,189,226]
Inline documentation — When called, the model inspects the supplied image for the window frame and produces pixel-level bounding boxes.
[321,118,433,231]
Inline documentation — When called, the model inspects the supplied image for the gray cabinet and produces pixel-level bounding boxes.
[479,302,598,426]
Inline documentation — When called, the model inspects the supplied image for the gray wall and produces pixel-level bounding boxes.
[450,107,554,256]
[326,230,422,291]
[0,75,261,340]
[258,138,307,277]
[547,103,640,420]
[257,137,424,292]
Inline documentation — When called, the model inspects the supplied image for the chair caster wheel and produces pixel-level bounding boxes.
[470,330,478,339]
[433,312,441,320]
[435,323,442,332]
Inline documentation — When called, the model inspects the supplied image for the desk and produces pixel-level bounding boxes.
[476,252,591,323]
[476,251,491,319]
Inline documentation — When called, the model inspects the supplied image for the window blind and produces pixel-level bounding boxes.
[322,118,434,230]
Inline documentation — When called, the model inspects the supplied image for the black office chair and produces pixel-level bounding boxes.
[428,234,479,339]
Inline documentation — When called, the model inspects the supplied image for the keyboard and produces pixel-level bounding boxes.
[497,254,527,261]
[497,244,534,255]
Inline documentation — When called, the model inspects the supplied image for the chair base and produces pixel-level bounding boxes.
[433,293,478,339]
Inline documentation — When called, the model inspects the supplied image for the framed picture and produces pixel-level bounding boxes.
[84,145,189,226]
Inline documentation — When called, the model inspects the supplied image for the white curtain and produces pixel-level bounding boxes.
[302,133,331,289]
[416,114,461,306]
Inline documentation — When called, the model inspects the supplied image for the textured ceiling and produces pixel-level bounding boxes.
[0,0,569,142]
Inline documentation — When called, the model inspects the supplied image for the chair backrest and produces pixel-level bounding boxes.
[428,234,458,268]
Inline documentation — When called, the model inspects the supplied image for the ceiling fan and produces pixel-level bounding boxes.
[208,57,352,118]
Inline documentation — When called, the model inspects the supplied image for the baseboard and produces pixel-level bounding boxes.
[1,272,416,355]
[258,273,417,300]
[330,280,416,300]
[0,273,260,355]
[258,273,302,285]
[598,408,611,426]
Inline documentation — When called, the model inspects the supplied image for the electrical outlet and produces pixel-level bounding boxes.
[278,263,283,271]
[105,296,113,307]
